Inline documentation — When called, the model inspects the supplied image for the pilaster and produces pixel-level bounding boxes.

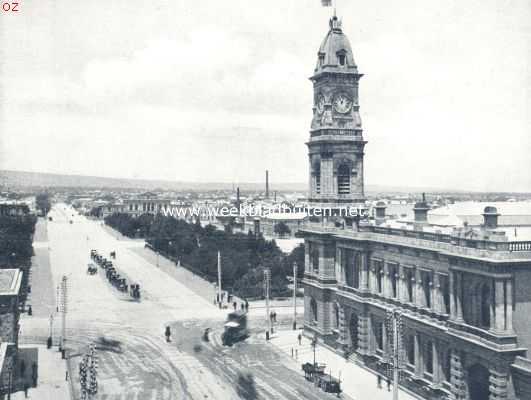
[489,368,509,400]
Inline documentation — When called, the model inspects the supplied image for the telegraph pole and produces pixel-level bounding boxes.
[393,311,399,400]
[386,309,402,400]
[292,262,297,330]
[217,251,222,304]
[264,268,271,340]
[59,275,68,357]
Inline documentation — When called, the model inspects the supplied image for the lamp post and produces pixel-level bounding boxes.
[264,268,271,340]
[48,314,54,349]
[292,262,297,330]
[59,275,68,358]
[7,364,12,400]
[311,334,317,366]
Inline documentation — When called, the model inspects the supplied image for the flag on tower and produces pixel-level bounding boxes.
[322,0,332,6]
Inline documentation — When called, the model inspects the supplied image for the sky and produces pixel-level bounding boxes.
[1,0,530,192]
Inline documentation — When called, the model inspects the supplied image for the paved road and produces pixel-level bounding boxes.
[27,204,346,400]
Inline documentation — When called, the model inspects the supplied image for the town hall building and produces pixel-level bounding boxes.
[302,16,531,400]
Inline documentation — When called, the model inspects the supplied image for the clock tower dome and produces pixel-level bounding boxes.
[308,16,366,213]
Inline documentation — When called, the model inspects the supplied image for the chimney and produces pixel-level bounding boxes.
[482,206,500,229]
[236,187,240,207]
[374,201,386,225]
[413,193,430,226]
[265,170,269,199]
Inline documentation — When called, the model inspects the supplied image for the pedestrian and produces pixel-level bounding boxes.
[386,377,391,391]
[31,362,37,387]
[216,293,220,303]
[245,299,249,312]
[298,333,302,345]
[20,359,26,377]
[24,383,29,398]
[241,303,245,311]
[273,311,277,323]
[165,326,171,342]
[233,301,237,310]
[377,374,382,389]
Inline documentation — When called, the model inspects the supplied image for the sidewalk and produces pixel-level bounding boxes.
[11,345,70,400]
[270,329,418,400]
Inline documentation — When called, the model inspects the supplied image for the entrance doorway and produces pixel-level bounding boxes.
[468,364,490,400]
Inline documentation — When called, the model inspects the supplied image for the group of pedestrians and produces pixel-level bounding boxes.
[214,292,249,313]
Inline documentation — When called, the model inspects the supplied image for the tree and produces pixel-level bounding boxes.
[274,221,291,237]
[35,193,51,216]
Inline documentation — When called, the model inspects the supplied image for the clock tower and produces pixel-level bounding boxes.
[308,15,366,214]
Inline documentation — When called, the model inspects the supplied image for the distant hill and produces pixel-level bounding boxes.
[0,169,496,194]
[0,169,305,192]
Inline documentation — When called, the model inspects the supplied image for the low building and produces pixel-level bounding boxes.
[0,269,23,394]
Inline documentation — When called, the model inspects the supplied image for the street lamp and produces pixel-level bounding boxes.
[311,334,317,366]
[7,364,12,400]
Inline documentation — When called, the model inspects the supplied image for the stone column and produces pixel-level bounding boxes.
[415,269,425,308]
[432,341,441,387]
[398,265,407,303]
[383,262,390,298]
[455,272,464,322]
[506,279,513,332]
[304,242,310,274]
[494,279,505,333]
[449,271,456,318]
[369,260,377,294]
[360,252,369,291]
[433,273,443,314]
[335,247,343,284]
[489,367,509,400]
[414,333,422,378]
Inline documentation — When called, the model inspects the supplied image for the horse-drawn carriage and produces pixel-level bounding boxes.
[87,263,97,275]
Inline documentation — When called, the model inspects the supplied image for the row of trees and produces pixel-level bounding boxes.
[105,213,305,299]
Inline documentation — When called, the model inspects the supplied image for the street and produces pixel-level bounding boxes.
[24,204,349,400]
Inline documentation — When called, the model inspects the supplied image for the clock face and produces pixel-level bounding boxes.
[316,94,325,114]
[333,94,352,114]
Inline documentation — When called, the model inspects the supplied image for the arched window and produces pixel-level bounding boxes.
[310,298,318,323]
[480,283,491,328]
[337,163,350,194]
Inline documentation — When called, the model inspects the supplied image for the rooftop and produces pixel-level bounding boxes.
[0,269,23,296]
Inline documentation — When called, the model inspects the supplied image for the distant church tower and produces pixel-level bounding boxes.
[308,16,366,213]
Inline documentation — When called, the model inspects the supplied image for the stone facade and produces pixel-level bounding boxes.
[302,224,531,399]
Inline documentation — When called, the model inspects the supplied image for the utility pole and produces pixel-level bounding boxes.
[393,311,399,400]
[386,309,402,400]
[292,262,297,330]
[264,268,271,340]
[59,275,68,357]
[217,251,222,304]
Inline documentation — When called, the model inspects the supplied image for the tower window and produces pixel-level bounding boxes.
[313,163,321,194]
[338,54,346,66]
[337,164,350,194]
